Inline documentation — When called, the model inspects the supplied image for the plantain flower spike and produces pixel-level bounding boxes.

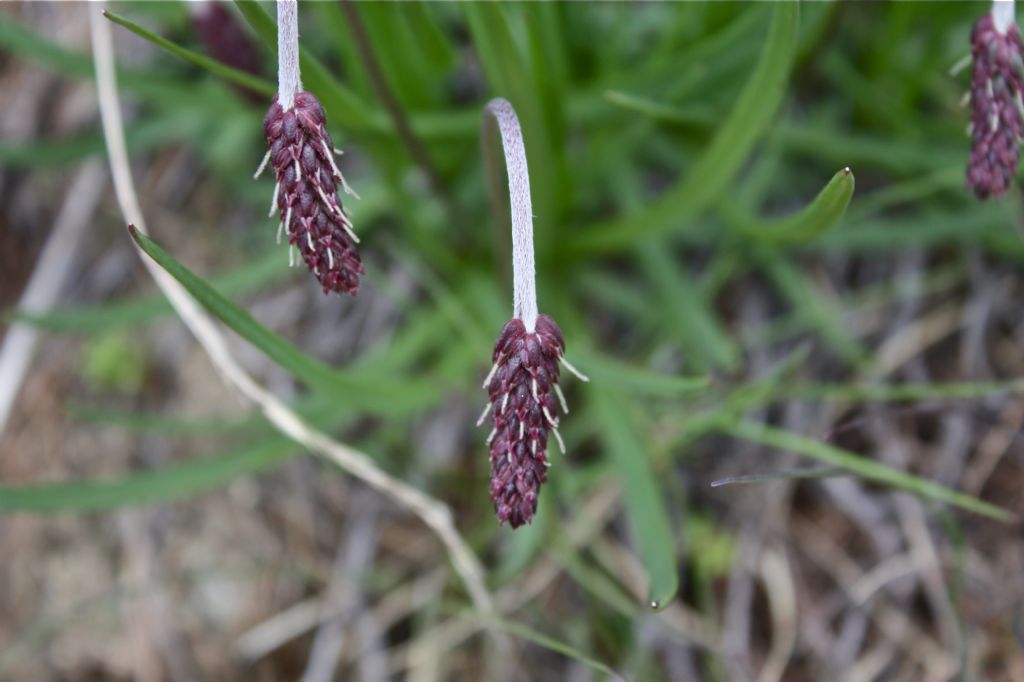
[478,98,589,529]
[255,0,363,294]
[964,0,1024,198]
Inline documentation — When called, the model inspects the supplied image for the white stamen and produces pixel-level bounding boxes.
[476,402,492,427]
[335,157,360,199]
[294,158,301,181]
[316,184,336,212]
[323,139,343,179]
[519,422,524,441]
[949,53,971,77]
[276,0,302,110]
[306,232,314,251]
[482,359,500,389]
[333,147,345,156]
[543,459,551,468]
[991,112,1000,133]
[551,427,565,454]
[326,247,334,270]
[560,355,590,382]
[483,99,537,332]
[254,150,271,179]
[554,383,569,414]
[501,393,509,414]
[276,221,284,244]
[531,439,537,456]
[543,405,558,427]
[987,78,995,99]
[531,377,539,403]
[994,0,1016,35]
[486,428,496,445]
[1015,90,1024,120]
[960,91,971,108]
[268,182,280,217]
[340,221,360,244]
[288,244,296,267]
[507,450,513,465]
[285,205,293,235]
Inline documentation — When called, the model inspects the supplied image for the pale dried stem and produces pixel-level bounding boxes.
[0,162,106,439]
[89,2,494,623]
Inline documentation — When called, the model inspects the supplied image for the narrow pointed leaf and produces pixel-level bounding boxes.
[722,422,1015,522]
[0,439,294,513]
[103,10,275,97]
[128,227,436,414]
[591,390,679,609]
[577,3,800,253]
[741,167,856,245]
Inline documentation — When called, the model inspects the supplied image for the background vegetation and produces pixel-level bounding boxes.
[1,1,1022,680]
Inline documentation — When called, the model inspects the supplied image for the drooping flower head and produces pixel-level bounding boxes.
[478,98,588,528]
[256,0,363,295]
[966,1,1024,199]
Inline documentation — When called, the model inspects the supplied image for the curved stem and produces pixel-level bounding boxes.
[482,98,538,332]
[994,0,1015,34]
[277,0,301,109]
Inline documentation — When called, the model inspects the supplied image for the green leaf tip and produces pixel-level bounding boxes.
[744,166,856,245]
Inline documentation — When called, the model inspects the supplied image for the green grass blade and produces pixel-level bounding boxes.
[571,349,710,399]
[591,390,679,609]
[67,403,259,437]
[785,379,1024,403]
[128,227,436,414]
[639,244,739,372]
[0,439,294,513]
[741,167,856,245]
[0,116,185,169]
[487,617,622,680]
[576,2,800,253]
[721,422,1015,522]
[603,89,714,127]
[9,248,290,333]
[760,256,868,366]
[103,10,276,97]
[464,3,562,240]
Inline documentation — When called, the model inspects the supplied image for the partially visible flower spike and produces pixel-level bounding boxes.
[479,98,589,529]
[965,0,1024,199]
[255,0,363,295]
[190,1,263,103]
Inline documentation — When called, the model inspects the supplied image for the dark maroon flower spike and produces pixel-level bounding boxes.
[959,1,1024,199]
[477,98,589,529]
[254,0,363,295]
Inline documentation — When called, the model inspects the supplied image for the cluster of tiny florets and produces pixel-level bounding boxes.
[967,12,1024,199]
[260,92,363,295]
[481,315,570,528]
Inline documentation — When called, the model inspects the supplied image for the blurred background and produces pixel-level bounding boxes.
[1,1,1023,680]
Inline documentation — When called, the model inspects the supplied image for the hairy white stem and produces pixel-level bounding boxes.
[89,3,495,623]
[994,0,1015,34]
[483,98,538,333]
[277,0,302,110]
